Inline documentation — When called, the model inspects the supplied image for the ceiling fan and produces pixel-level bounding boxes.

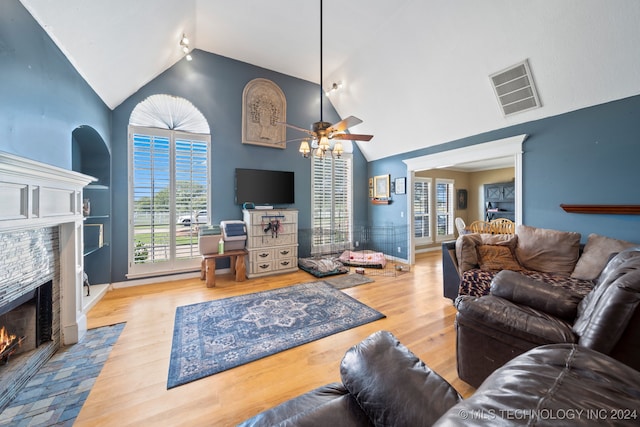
[279,0,374,158]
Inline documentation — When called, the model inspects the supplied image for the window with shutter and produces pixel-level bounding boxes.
[413,178,431,244]
[129,126,210,277]
[311,154,352,254]
[436,179,455,240]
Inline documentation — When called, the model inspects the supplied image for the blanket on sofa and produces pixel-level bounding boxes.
[459,268,594,298]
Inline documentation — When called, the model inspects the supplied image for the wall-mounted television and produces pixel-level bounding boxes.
[235,168,295,205]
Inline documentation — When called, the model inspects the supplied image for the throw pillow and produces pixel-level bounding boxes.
[515,225,581,275]
[476,245,523,271]
[455,233,518,273]
[571,234,637,280]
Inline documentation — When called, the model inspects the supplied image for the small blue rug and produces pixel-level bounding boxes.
[167,281,385,388]
[0,322,125,426]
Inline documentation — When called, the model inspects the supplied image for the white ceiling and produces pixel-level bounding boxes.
[20,0,640,161]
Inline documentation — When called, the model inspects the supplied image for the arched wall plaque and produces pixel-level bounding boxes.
[242,78,287,148]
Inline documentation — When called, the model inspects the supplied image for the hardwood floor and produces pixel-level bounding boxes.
[76,251,474,426]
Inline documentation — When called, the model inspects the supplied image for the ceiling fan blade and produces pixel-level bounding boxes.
[332,133,373,141]
[328,116,363,133]
[276,121,314,135]
[284,137,308,144]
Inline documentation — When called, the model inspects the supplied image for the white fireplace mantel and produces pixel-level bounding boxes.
[0,151,95,344]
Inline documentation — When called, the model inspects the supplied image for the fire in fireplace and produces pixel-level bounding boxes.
[0,326,25,364]
[0,281,52,366]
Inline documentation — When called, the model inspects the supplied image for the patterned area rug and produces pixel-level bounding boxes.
[324,273,374,290]
[0,323,125,426]
[167,282,385,388]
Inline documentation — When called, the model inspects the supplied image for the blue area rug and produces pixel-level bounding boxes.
[167,282,385,388]
[0,323,125,426]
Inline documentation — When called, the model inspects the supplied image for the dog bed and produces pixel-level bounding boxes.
[298,256,349,278]
[338,250,386,269]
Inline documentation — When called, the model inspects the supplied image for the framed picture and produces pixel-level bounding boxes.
[394,177,406,195]
[373,174,390,198]
[457,189,468,210]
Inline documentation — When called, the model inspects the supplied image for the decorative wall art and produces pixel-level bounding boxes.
[242,78,287,148]
[394,177,406,195]
[373,174,390,198]
[457,189,468,210]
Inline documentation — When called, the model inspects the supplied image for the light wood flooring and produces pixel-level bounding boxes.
[76,251,474,426]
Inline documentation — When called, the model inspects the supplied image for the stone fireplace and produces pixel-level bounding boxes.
[0,152,94,410]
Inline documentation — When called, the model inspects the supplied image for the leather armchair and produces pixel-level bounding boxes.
[240,331,640,426]
[455,247,640,387]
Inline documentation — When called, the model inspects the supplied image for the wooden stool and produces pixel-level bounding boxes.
[200,249,248,287]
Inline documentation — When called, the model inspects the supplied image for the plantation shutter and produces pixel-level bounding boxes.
[436,179,454,239]
[175,137,209,259]
[129,126,210,277]
[413,178,431,243]
[311,155,352,253]
[132,132,171,265]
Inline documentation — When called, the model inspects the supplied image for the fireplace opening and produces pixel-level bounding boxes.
[0,281,52,366]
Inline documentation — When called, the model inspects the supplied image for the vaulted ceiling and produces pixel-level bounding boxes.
[20,0,640,161]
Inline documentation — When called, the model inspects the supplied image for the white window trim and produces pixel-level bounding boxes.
[435,178,455,242]
[413,177,432,245]
[127,126,211,278]
[404,135,526,264]
[310,154,353,255]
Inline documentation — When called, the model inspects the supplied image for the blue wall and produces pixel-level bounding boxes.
[110,49,370,281]
[0,0,111,169]
[3,0,639,284]
[370,95,640,246]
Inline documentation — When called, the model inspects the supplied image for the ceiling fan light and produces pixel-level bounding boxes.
[182,45,189,54]
[315,146,325,158]
[299,140,310,156]
[181,34,190,45]
[333,141,343,157]
[185,54,193,61]
[319,135,330,150]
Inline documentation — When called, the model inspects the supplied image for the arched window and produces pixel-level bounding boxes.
[128,94,211,277]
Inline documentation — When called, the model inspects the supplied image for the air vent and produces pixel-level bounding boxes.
[490,59,541,117]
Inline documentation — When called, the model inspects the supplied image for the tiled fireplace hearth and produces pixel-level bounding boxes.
[0,152,94,410]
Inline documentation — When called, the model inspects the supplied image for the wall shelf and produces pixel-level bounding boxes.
[560,204,640,215]
[371,199,391,205]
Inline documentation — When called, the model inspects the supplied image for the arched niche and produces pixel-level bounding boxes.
[72,125,110,185]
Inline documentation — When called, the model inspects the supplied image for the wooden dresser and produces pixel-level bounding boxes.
[242,209,298,278]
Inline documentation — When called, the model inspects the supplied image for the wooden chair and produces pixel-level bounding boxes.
[467,220,492,234]
[489,218,515,235]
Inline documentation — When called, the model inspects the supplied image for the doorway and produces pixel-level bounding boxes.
[402,135,527,264]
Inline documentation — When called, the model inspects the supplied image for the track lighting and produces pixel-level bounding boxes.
[325,82,343,96]
[179,33,192,61]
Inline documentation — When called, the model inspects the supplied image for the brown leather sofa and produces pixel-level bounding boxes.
[239,330,640,426]
[455,247,640,387]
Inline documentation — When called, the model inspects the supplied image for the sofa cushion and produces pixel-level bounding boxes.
[515,225,581,275]
[571,233,637,280]
[237,382,372,427]
[340,330,461,427]
[490,270,582,320]
[455,295,577,345]
[574,247,640,353]
[456,233,518,273]
[477,245,523,272]
[436,344,640,426]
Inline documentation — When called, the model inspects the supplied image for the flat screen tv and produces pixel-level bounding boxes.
[235,168,295,205]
